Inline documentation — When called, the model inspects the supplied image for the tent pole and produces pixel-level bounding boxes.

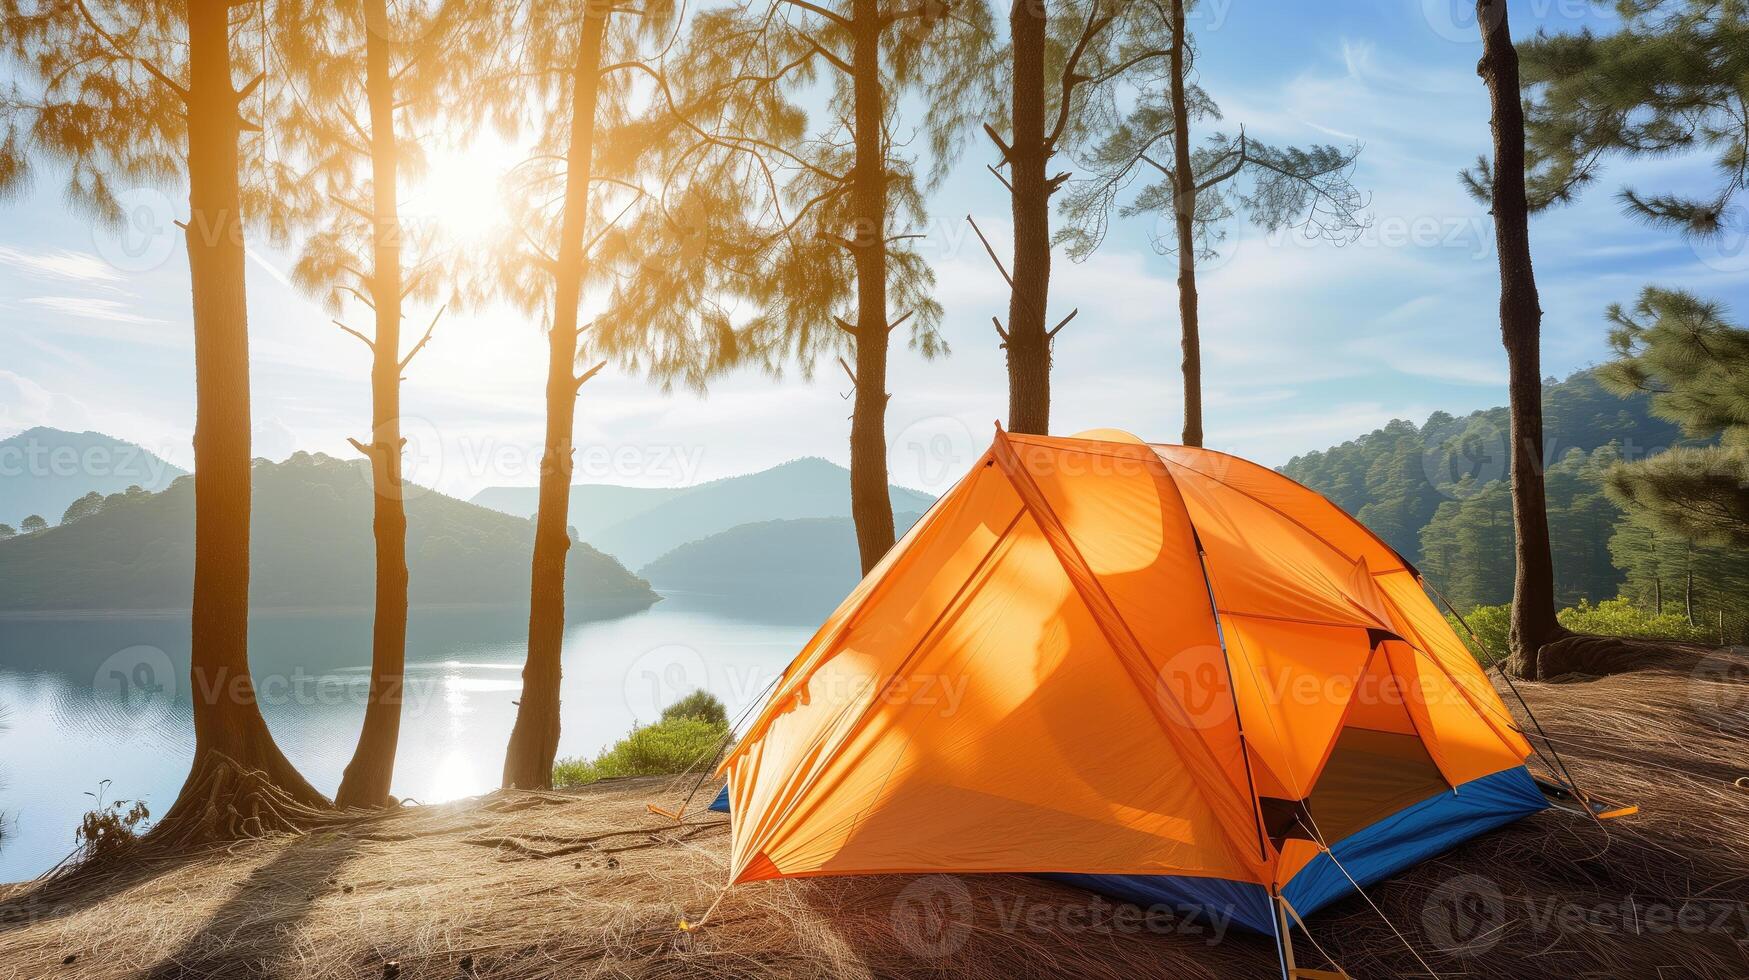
[1272,890,1296,980]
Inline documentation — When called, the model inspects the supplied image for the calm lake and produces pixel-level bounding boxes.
[0,594,821,882]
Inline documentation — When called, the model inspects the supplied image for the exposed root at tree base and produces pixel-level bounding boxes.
[1537,632,1720,679]
[144,753,345,854]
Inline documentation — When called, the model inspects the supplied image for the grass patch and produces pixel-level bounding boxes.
[1448,596,1715,665]
[552,691,730,789]
[1556,596,1714,644]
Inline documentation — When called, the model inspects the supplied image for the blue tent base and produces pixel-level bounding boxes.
[1056,766,1548,934]
[709,785,731,813]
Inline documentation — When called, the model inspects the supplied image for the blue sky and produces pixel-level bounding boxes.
[2,0,1745,500]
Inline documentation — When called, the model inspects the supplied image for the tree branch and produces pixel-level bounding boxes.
[399,304,446,372]
[72,0,188,103]
[333,320,375,351]
[574,360,608,392]
[965,214,1015,290]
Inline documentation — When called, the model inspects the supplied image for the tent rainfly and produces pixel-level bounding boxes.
[708,428,1547,966]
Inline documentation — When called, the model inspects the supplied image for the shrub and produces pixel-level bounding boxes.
[1556,597,1713,644]
[76,782,150,864]
[1446,603,1512,666]
[551,715,729,790]
[660,689,728,727]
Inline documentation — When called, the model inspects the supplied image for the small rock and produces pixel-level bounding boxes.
[342,884,355,894]
[383,960,400,980]
[62,954,77,965]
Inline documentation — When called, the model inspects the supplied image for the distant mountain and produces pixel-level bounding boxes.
[473,457,937,570]
[0,451,657,616]
[0,427,185,528]
[640,512,927,622]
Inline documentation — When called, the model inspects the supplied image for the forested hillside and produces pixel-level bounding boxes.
[1280,370,1747,630]
[0,452,658,615]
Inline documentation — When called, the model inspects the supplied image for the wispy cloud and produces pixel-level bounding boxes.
[0,245,123,285]
[22,296,167,326]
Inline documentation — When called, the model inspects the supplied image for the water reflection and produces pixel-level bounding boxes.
[0,594,820,881]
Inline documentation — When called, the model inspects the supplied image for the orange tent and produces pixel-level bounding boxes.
[714,428,1545,943]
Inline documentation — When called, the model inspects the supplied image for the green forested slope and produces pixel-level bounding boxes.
[0,452,657,615]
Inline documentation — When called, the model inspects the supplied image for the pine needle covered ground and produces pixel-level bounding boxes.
[0,650,1744,980]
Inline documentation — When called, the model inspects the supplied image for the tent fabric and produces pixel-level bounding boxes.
[715,428,1543,920]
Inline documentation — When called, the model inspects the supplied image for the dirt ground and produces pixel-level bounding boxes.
[1,651,1745,979]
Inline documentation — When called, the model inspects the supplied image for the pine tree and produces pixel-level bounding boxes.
[592,0,994,576]
[1468,0,1566,678]
[481,0,682,790]
[1515,0,1749,238]
[1,0,327,838]
[1597,287,1749,548]
[269,0,479,808]
[1054,0,1366,447]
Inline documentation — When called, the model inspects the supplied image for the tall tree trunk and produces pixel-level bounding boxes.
[1168,0,1203,448]
[1653,575,1663,616]
[160,0,326,833]
[336,0,409,808]
[1004,0,1051,435]
[847,0,895,574]
[1477,0,1563,680]
[502,10,608,789]
[1684,569,1695,627]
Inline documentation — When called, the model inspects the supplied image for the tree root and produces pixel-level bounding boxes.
[462,820,727,861]
[1537,633,1713,679]
[146,752,335,853]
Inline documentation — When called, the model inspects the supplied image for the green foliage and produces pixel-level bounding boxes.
[60,490,103,526]
[1282,368,1687,568]
[660,690,728,727]
[1420,446,1639,611]
[551,715,728,789]
[1598,288,1749,548]
[1449,596,1721,664]
[0,524,14,540]
[1556,598,1713,645]
[1056,0,1365,264]
[19,514,46,533]
[76,782,149,864]
[1445,603,1512,667]
[1609,513,1749,645]
[1516,2,1749,236]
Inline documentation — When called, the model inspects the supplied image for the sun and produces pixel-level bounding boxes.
[402,135,525,246]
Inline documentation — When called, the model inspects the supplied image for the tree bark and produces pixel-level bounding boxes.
[846,0,896,574]
[1476,0,1563,680]
[1004,0,1051,435]
[1168,0,1203,448]
[336,0,409,809]
[161,0,327,833]
[502,9,608,790]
